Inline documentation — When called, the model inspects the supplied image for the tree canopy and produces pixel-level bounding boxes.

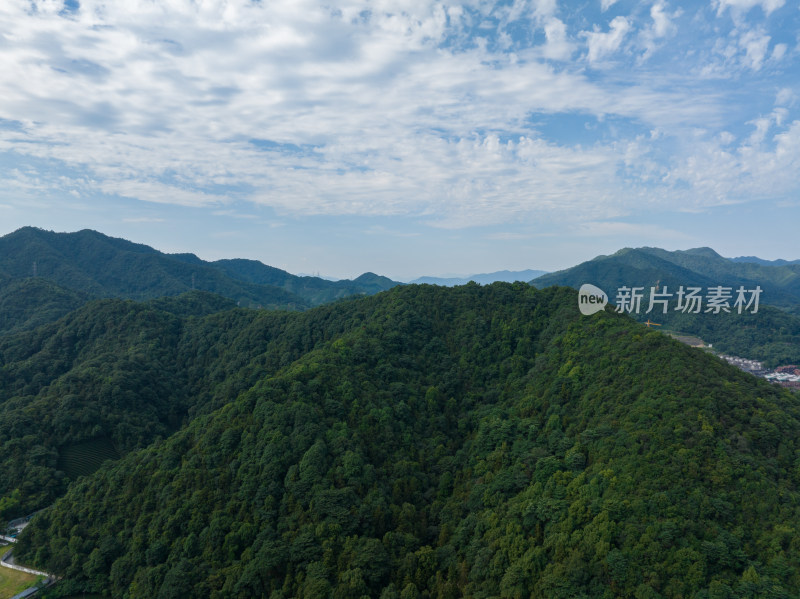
[8,283,800,599]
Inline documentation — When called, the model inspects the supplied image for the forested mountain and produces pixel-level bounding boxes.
[730,256,800,267]
[631,304,800,367]
[0,290,378,518]
[533,246,800,365]
[0,227,307,311]
[10,283,800,598]
[0,278,89,335]
[533,247,800,307]
[0,228,401,326]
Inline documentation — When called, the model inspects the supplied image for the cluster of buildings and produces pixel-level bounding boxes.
[765,365,800,389]
[719,356,800,389]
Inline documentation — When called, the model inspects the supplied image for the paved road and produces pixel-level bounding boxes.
[2,545,53,578]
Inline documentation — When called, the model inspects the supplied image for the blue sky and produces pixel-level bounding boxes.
[0,0,798,280]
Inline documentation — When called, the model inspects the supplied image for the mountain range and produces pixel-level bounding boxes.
[0,227,399,334]
[730,256,800,267]
[531,246,800,367]
[2,231,800,597]
[532,246,800,308]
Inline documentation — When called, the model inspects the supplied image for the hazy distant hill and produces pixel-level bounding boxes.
[13,283,800,598]
[0,228,401,329]
[349,271,400,294]
[410,268,547,286]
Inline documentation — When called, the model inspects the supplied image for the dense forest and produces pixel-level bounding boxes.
[0,278,89,335]
[0,289,377,518]
[5,283,800,598]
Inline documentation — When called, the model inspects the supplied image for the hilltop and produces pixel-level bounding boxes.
[9,283,800,598]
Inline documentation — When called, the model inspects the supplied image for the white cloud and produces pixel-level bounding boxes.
[638,1,681,60]
[365,225,421,237]
[573,221,690,241]
[600,0,620,11]
[776,87,796,106]
[532,0,559,20]
[0,0,796,232]
[747,116,772,145]
[542,18,574,60]
[714,0,785,17]
[770,43,786,62]
[122,217,165,223]
[583,16,632,64]
[484,232,529,240]
[665,119,800,206]
[738,28,771,70]
[650,2,674,38]
[703,23,783,74]
[100,179,220,208]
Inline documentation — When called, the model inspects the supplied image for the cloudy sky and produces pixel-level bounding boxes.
[0,0,798,279]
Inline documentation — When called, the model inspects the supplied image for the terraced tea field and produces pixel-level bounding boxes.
[57,438,121,480]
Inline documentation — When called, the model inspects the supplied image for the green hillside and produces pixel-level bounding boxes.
[642,248,800,299]
[0,227,308,311]
[12,283,800,598]
[0,278,89,335]
[533,247,800,365]
[0,298,192,515]
[648,304,800,367]
[0,289,391,517]
[533,246,800,307]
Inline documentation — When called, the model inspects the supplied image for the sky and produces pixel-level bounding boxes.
[0,0,798,280]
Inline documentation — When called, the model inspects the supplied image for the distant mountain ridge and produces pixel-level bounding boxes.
[730,256,800,267]
[533,246,800,308]
[531,246,800,365]
[0,227,401,332]
[410,268,547,286]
